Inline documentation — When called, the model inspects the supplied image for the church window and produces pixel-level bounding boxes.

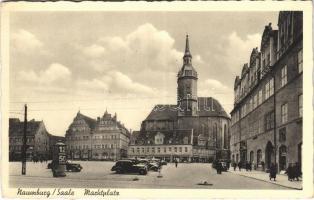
[185,147,188,152]
[179,147,182,152]
[169,147,172,152]
[174,147,177,152]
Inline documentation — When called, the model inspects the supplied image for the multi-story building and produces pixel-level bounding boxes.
[129,35,231,162]
[230,11,303,171]
[9,118,50,161]
[65,110,130,160]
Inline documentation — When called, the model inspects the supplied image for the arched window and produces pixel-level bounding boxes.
[213,123,218,148]
[223,124,228,149]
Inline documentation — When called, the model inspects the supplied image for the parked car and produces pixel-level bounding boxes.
[47,160,82,172]
[66,161,83,172]
[160,160,168,165]
[111,160,148,175]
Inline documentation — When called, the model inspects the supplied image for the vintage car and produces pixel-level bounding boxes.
[47,160,82,172]
[111,160,148,175]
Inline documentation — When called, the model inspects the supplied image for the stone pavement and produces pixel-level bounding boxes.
[228,169,302,190]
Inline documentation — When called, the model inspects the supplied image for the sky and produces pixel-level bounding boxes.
[9,11,278,136]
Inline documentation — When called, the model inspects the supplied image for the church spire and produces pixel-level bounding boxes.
[183,34,192,64]
[185,34,191,56]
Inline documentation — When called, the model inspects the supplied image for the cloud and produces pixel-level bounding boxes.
[76,70,156,97]
[82,44,106,58]
[199,78,232,95]
[198,78,233,113]
[11,29,43,52]
[80,23,189,75]
[18,63,72,84]
[214,31,261,74]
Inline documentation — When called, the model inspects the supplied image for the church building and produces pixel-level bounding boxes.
[128,35,231,162]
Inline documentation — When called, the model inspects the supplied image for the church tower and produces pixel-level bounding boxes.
[177,35,198,116]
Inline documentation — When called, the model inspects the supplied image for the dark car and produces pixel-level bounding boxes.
[66,161,82,172]
[135,159,160,172]
[111,160,148,175]
[47,161,82,172]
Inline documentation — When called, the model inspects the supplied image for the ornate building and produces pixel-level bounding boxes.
[230,11,303,171]
[128,35,231,162]
[65,110,130,160]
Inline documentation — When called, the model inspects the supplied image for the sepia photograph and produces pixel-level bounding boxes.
[1,1,313,199]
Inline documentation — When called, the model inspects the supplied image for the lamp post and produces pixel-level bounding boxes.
[21,104,27,175]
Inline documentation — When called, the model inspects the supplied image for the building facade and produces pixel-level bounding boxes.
[9,118,50,161]
[65,110,130,160]
[230,11,303,171]
[129,35,231,162]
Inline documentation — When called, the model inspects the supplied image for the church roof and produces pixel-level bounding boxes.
[197,97,230,118]
[144,97,229,121]
[145,105,178,121]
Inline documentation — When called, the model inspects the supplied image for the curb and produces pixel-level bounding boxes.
[228,171,302,190]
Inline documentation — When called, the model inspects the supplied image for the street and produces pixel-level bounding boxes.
[9,161,290,189]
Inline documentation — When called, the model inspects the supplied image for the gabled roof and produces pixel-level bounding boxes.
[241,63,249,77]
[145,105,178,121]
[249,47,259,66]
[9,118,42,136]
[75,112,97,129]
[234,76,240,89]
[261,23,278,50]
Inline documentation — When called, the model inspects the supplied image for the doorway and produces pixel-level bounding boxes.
[265,141,274,169]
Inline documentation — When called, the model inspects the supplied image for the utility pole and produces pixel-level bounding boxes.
[21,104,27,175]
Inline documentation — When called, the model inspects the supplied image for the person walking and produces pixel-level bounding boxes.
[261,161,265,171]
[294,162,301,181]
[175,158,178,168]
[216,162,222,174]
[238,161,242,171]
[285,163,294,181]
[233,162,237,171]
[245,161,249,171]
[269,163,277,181]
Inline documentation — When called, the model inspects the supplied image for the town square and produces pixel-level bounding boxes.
[4,4,308,196]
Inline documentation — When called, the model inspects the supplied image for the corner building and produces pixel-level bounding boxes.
[230,11,303,171]
[65,110,130,160]
[129,35,231,162]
